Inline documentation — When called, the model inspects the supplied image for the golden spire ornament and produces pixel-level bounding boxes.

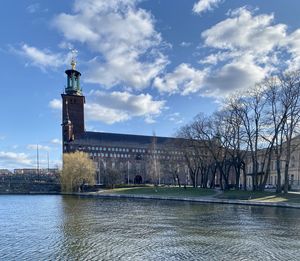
[70,49,78,70]
[71,58,76,70]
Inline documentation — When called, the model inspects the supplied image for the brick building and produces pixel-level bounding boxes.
[61,60,189,185]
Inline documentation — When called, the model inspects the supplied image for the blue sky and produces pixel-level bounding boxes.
[1,0,300,169]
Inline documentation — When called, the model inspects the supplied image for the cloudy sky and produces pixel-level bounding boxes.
[1,0,300,169]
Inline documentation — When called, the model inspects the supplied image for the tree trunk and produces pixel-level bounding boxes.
[284,140,291,193]
[176,174,181,188]
[243,171,247,190]
[235,166,240,190]
[276,159,282,193]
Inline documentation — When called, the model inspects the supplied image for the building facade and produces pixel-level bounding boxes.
[244,138,300,190]
[61,61,190,185]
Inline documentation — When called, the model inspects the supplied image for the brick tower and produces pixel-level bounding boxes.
[61,58,85,152]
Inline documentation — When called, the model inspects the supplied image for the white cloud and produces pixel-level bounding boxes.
[27,144,51,151]
[86,91,166,124]
[17,44,71,70]
[203,54,268,96]
[144,115,156,124]
[26,3,48,14]
[193,0,223,14]
[53,0,168,89]
[51,139,62,145]
[199,51,237,65]
[49,99,62,109]
[0,151,33,168]
[85,53,167,89]
[201,7,286,54]
[49,91,166,124]
[197,7,291,96]
[85,103,130,124]
[167,112,184,124]
[26,3,40,13]
[58,41,74,50]
[180,42,192,47]
[285,29,300,71]
[155,6,289,97]
[158,7,300,98]
[154,63,207,95]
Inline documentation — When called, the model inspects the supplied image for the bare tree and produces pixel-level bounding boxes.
[177,124,213,188]
[261,72,300,193]
[179,113,235,190]
[218,99,249,190]
[104,167,122,188]
[176,71,300,193]
[233,86,268,191]
[146,132,161,185]
[279,72,300,193]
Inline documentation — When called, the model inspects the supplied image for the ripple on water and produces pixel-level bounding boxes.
[0,196,300,260]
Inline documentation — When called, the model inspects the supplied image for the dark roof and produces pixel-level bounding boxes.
[82,131,180,145]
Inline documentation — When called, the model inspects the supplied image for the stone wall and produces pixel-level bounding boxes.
[0,174,60,193]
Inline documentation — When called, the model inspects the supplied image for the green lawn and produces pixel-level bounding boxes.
[99,186,300,204]
[106,186,216,198]
[217,190,300,204]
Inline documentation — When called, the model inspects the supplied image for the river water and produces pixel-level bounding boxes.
[0,195,299,260]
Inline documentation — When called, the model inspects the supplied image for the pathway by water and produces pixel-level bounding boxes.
[0,195,299,260]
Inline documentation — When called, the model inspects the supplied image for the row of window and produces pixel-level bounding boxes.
[77,146,130,152]
[91,153,130,158]
[95,162,190,174]
[89,152,184,161]
[71,145,184,155]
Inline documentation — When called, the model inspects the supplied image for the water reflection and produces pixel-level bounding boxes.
[0,195,300,260]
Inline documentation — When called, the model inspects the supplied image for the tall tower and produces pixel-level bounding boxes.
[61,58,85,151]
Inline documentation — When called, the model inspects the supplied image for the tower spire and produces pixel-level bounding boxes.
[65,49,82,96]
[61,48,85,146]
[70,49,78,70]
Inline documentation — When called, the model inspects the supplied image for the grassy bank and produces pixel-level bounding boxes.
[100,187,300,204]
[217,190,300,204]
[105,186,216,198]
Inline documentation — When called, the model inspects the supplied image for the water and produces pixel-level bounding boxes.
[0,195,299,261]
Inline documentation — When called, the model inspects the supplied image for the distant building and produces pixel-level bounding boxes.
[13,169,59,175]
[61,60,190,185]
[244,137,300,190]
[0,169,13,175]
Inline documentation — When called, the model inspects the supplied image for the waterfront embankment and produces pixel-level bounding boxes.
[69,187,300,209]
